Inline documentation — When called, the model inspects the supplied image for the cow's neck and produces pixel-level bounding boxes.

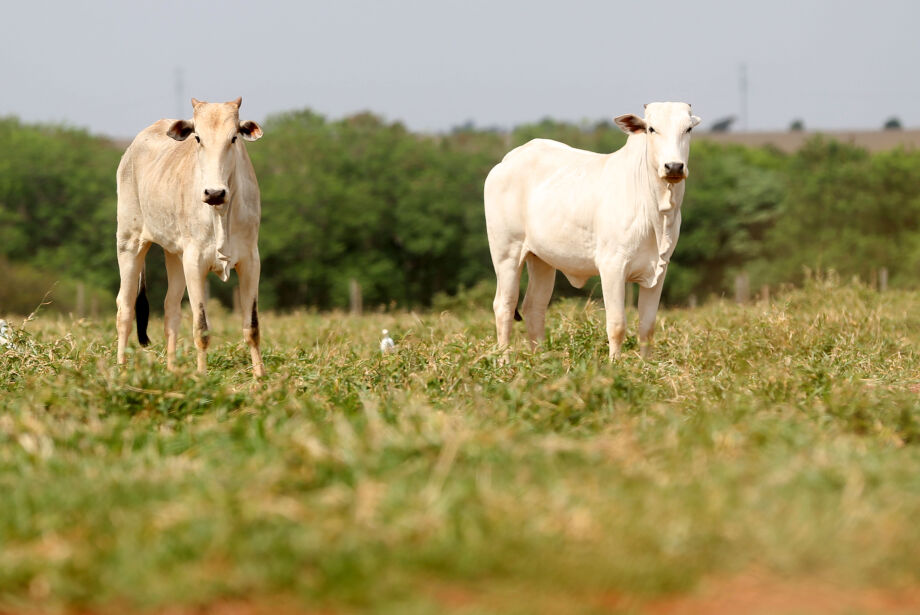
[208,202,232,282]
[208,169,257,282]
[636,137,684,288]
[634,138,685,215]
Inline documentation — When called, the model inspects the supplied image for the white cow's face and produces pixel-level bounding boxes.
[167,98,263,206]
[615,102,701,183]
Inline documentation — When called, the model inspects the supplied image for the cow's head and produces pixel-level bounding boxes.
[167,97,263,206]
[615,102,701,184]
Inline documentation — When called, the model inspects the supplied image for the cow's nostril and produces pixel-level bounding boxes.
[665,162,684,174]
[203,189,227,204]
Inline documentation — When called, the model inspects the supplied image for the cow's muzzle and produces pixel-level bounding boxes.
[203,188,227,205]
[662,162,687,184]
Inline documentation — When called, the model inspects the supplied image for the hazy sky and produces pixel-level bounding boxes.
[3,0,917,138]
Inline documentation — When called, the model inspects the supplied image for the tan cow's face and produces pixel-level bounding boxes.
[167,97,263,206]
[615,102,701,183]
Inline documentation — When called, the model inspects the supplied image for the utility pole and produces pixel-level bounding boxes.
[174,67,184,119]
[739,63,748,131]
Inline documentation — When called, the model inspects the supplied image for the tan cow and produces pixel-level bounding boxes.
[115,97,266,377]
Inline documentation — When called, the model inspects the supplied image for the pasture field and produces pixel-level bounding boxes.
[2,277,920,614]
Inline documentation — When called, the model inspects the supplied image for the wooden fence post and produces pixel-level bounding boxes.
[878,267,888,292]
[688,294,698,309]
[734,273,750,304]
[349,279,363,315]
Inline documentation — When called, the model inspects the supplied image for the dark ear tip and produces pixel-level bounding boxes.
[238,120,264,141]
[167,120,194,141]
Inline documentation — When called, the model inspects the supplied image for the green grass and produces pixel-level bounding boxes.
[2,276,920,614]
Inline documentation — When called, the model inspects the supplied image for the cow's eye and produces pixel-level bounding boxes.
[686,127,693,133]
[231,136,237,144]
[194,135,201,143]
[648,127,656,134]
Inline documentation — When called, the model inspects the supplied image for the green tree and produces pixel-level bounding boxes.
[0,119,121,307]
[669,141,785,303]
[751,137,920,287]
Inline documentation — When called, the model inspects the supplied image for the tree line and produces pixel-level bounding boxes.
[1,112,918,314]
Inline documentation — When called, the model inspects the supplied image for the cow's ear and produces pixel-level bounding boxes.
[239,120,263,142]
[231,97,242,109]
[690,115,702,128]
[615,114,647,135]
[167,119,195,141]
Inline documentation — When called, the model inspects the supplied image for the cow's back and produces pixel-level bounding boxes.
[486,138,609,214]
[484,139,610,274]
[487,139,576,201]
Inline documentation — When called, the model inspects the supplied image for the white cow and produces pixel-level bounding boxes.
[484,102,701,358]
[115,97,266,377]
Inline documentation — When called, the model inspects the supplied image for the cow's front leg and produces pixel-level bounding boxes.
[235,254,265,378]
[638,266,667,359]
[599,263,628,359]
[182,252,210,374]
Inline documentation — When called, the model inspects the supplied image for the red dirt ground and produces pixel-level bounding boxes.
[9,571,920,615]
[641,571,920,615]
[428,570,920,615]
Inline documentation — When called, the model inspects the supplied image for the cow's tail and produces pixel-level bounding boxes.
[136,264,150,347]
[514,308,523,322]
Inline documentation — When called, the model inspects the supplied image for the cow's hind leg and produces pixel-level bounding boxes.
[638,266,667,359]
[492,256,524,348]
[521,254,555,349]
[163,251,187,372]
[182,252,210,374]
[115,241,150,366]
[235,255,266,378]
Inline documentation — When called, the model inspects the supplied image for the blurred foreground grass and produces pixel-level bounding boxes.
[2,277,920,614]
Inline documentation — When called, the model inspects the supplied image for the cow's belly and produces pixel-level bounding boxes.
[528,241,598,279]
[141,226,183,255]
[534,224,661,287]
[524,197,598,276]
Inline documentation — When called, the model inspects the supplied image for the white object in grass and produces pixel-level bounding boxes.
[380,329,396,354]
[0,320,13,349]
